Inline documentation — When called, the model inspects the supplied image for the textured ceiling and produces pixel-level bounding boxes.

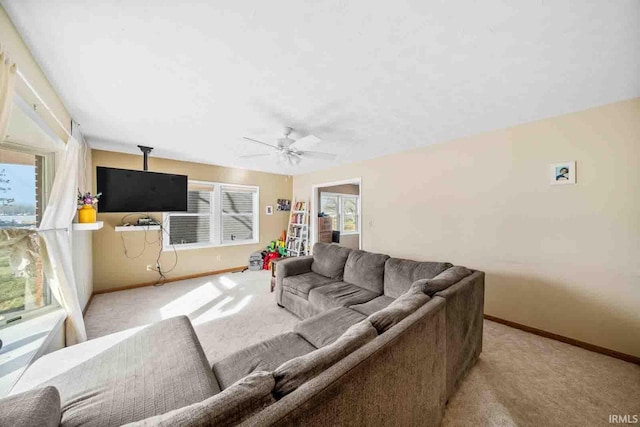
[2,1,639,175]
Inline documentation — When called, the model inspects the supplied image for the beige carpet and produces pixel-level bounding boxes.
[85,271,640,426]
[442,321,640,427]
[85,270,298,363]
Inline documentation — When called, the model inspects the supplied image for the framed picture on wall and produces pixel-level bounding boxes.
[277,199,291,211]
[550,161,576,185]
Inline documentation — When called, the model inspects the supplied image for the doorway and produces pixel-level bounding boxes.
[311,178,361,251]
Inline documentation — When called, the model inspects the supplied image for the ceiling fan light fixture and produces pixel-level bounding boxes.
[242,128,332,167]
[277,152,287,164]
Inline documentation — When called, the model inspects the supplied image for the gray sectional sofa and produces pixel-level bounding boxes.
[1,242,484,427]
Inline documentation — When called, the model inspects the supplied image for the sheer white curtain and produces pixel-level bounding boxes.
[39,136,87,345]
[0,47,17,140]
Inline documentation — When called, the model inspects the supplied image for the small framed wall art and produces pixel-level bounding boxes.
[277,199,291,211]
[550,161,576,185]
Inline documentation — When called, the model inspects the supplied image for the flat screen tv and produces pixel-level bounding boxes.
[96,167,188,212]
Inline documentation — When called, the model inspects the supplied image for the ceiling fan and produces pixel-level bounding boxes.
[241,127,336,165]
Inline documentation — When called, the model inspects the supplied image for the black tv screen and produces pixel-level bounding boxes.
[96,167,188,213]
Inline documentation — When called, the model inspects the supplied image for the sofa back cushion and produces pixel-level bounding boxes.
[410,266,473,296]
[126,371,275,427]
[368,290,431,333]
[384,258,453,298]
[212,332,316,390]
[311,242,352,279]
[273,320,378,398]
[343,250,390,293]
[1,386,61,427]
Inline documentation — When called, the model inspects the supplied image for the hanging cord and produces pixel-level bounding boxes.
[119,214,149,258]
[154,215,178,286]
[117,213,178,285]
[120,228,149,259]
[118,213,164,256]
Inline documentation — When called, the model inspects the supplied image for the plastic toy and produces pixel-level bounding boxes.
[263,251,279,270]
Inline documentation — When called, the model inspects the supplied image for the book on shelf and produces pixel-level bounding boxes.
[290,213,305,224]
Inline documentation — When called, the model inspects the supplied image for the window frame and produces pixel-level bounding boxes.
[319,192,361,235]
[163,181,259,251]
[340,195,359,235]
[0,143,57,326]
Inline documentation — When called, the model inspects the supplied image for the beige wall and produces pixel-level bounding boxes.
[318,184,360,199]
[294,99,640,358]
[92,150,292,292]
[0,6,71,140]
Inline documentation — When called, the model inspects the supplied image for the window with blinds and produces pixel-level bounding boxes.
[168,189,212,245]
[164,181,258,250]
[221,188,255,243]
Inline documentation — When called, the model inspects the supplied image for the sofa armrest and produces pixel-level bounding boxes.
[434,270,484,400]
[275,256,313,305]
[0,386,61,427]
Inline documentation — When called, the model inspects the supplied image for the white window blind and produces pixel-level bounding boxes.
[168,185,213,245]
[164,182,258,250]
[221,187,256,243]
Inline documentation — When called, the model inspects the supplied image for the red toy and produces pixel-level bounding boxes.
[263,251,280,270]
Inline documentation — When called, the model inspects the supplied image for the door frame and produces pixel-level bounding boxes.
[310,177,362,252]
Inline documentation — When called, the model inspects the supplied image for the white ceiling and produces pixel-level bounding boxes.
[2,1,639,175]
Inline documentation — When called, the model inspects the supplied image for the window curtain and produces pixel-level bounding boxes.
[38,136,87,345]
[0,47,17,140]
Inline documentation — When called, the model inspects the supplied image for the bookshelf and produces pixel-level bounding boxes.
[286,198,309,256]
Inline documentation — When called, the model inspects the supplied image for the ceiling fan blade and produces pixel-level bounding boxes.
[290,134,321,151]
[299,151,336,160]
[243,137,278,149]
[240,153,272,159]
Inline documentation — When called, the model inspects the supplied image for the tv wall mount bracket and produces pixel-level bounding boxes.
[137,145,153,171]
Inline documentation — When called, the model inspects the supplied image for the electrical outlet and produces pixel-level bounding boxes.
[216,255,221,261]
[146,264,154,271]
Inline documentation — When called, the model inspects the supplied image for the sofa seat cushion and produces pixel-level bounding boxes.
[349,295,395,316]
[212,332,315,390]
[368,290,431,333]
[282,291,323,319]
[0,386,61,427]
[411,266,473,296]
[294,307,367,348]
[282,272,338,299]
[273,320,378,397]
[343,249,390,294]
[308,281,380,312]
[125,372,275,427]
[311,242,352,279]
[384,258,453,298]
[40,316,220,427]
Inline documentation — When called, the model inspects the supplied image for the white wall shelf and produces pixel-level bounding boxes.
[72,221,104,231]
[114,225,161,232]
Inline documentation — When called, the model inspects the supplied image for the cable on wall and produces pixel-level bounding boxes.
[117,213,179,285]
